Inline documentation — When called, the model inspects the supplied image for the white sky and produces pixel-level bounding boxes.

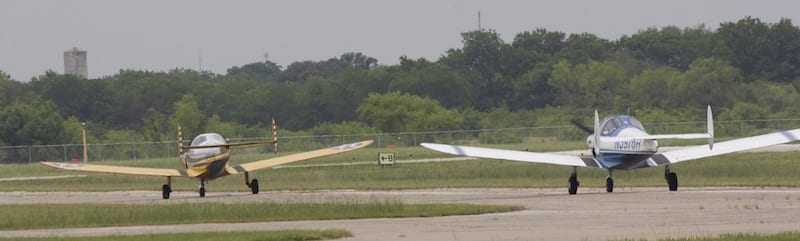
[1,0,798,81]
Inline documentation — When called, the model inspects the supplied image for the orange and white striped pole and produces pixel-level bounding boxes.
[82,122,88,163]
[272,118,278,154]
[178,126,188,168]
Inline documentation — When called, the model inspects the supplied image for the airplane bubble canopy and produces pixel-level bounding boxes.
[600,116,645,136]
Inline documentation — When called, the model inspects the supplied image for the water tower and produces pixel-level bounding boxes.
[64,47,88,78]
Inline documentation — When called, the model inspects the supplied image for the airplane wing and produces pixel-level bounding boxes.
[642,133,712,140]
[420,143,602,168]
[649,128,800,166]
[226,140,374,174]
[40,162,197,177]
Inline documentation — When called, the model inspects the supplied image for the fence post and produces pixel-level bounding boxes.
[740,121,744,136]
[28,146,32,164]
[557,127,562,142]
[449,131,453,144]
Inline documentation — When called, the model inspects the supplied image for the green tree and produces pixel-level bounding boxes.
[0,71,26,105]
[357,92,462,133]
[28,71,108,121]
[671,58,742,108]
[168,94,205,138]
[225,60,282,81]
[0,99,65,145]
[389,61,476,109]
[311,121,378,136]
[548,60,627,109]
[508,28,565,78]
[713,17,800,82]
[339,52,378,70]
[628,66,681,109]
[509,64,555,110]
[619,25,714,70]
[556,33,613,64]
[141,108,168,142]
[205,114,237,137]
[61,116,98,145]
[459,29,513,110]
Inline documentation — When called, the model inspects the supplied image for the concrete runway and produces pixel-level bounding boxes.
[2,187,800,240]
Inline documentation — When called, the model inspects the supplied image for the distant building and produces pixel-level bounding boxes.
[64,47,88,78]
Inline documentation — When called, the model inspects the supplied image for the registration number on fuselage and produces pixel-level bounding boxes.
[614,139,642,151]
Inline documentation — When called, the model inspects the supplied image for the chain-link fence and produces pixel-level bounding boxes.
[3,118,800,164]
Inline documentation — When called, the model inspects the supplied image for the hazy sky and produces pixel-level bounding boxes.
[1,0,798,81]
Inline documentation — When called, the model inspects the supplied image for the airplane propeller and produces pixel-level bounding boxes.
[570,119,593,134]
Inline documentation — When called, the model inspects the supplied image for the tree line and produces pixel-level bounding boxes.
[2,16,800,146]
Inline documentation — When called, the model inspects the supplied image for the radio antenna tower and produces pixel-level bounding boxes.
[478,11,482,30]
[198,48,203,72]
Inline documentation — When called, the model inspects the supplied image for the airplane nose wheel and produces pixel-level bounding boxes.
[162,184,171,199]
[568,167,579,195]
[605,170,614,193]
[665,166,678,191]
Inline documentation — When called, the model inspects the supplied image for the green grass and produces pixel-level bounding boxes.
[3,145,800,192]
[617,231,800,241]
[0,230,352,241]
[0,201,522,230]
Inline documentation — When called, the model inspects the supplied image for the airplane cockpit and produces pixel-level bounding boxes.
[190,133,227,146]
[184,133,227,161]
[600,116,645,136]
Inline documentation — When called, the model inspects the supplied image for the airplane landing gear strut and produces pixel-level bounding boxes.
[245,172,259,194]
[606,170,614,193]
[199,179,206,197]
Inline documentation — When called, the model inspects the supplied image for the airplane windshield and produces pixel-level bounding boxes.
[191,136,207,146]
[190,134,226,146]
[627,117,645,130]
[600,116,645,136]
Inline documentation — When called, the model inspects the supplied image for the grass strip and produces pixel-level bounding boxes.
[617,231,800,241]
[0,201,522,230]
[0,229,352,241]
[4,149,800,192]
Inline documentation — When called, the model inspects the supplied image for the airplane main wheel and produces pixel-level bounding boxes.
[568,175,579,195]
[606,177,614,193]
[162,184,171,199]
[667,172,678,191]
[199,187,206,197]
[250,179,259,194]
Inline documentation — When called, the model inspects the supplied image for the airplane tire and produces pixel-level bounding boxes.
[162,184,171,199]
[568,176,579,195]
[606,177,614,193]
[667,172,678,191]
[199,187,206,197]
[250,179,259,194]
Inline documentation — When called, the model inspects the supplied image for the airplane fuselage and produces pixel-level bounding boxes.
[182,133,234,180]
[587,116,660,170]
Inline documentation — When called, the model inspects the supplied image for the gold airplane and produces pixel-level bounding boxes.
[41,124,373,199]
